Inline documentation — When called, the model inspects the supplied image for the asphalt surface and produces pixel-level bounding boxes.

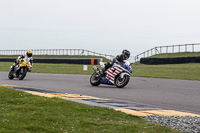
[0,71,200,114]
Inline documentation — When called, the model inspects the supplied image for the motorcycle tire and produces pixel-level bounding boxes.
[115,75,130,88]
[19,67,27,80]
[90,72,101,86]
[8,70,14,79]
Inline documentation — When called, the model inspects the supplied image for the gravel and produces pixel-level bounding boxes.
[141,115,200,133]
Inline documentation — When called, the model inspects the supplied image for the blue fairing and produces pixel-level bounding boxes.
[120,64,132,73]
[100,77,114,85]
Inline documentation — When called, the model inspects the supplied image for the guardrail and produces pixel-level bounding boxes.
[135,43,200,62]
[0,49,114,60]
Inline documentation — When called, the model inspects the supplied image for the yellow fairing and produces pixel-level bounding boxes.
[19,59,31,70]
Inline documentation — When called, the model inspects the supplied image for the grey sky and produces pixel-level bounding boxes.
[0,0,200,57]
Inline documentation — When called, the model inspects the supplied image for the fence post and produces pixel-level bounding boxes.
[166,46,168,53]
[185,44,187,52]
[160,47,162,54]
[192,44,194,52]
[151,49,152,56]
[155,47,156,55]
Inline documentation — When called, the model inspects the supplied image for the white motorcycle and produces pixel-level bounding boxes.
[90,60,132,88]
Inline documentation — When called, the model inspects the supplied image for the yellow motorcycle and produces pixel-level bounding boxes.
[8,58,32,80]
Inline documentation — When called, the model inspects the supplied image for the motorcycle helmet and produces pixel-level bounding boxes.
[122,49,130,60]
[26,50,32,57]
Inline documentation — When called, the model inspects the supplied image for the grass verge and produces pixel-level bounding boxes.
[0,62,94,75]
[132,63,200,80]
[132,52,200,80]
[1,62,200,80]
[0,86,180,133]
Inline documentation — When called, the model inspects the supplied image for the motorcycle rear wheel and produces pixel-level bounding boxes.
[90,72,101,86]
[19,67,27,80]
[115,75,130,88]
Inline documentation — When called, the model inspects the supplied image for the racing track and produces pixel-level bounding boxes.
[0,72,200,114]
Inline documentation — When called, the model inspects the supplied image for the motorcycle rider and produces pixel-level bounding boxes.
[13,50,33,72]
[103,49,130,73]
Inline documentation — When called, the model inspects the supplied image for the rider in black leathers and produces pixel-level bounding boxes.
[103,49,130,72]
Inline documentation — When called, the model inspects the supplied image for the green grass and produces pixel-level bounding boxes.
[0,62,95,75]
[133,52,200,80]
[0,86,180,133]
[149,52,200,58]
[1,62,200,80]
[132,63,200,80]
[33,63,95,75]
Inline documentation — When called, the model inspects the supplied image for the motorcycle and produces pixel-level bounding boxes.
[8,58,32,80]
[90,60,132,88]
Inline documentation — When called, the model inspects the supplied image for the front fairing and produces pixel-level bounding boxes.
[100,77,114,85]
[19,58,31,70]
[120,61,132,73]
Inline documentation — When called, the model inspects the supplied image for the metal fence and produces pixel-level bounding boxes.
[0,49,114,60]
[135,43,200,62]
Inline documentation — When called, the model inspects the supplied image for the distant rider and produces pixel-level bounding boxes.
[103,49,130,72]
[13,50,33,72]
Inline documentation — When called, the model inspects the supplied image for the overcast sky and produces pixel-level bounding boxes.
[0,0,200,57]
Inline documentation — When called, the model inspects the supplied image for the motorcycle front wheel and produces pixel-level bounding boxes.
[19,67,27,80]
[115,75,130,88]
[90,72,101,86]
[8,70,14,79]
